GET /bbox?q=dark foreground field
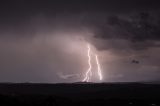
[0,82,160,106]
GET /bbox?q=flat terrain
[0,82,160,106]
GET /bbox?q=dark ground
[0,82,160,106]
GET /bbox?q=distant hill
[0,82,160,106]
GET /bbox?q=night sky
[0,0,160,83]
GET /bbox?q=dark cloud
[95,12,160,40]
[88,11,160,51]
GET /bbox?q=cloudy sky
[0,0,160,83]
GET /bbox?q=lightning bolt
[82,44,103,82]
[82,44,92,82]
[95,55,103,80]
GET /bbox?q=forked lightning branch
[82,44,103,82]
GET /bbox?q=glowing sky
[0,0,160,83]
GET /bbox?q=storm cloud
[0,0,160,82]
